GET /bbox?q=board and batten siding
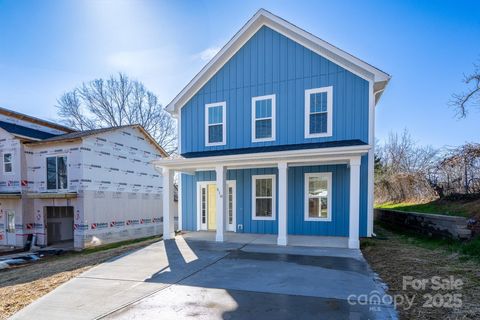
[287,161,368,237]
[180,26,370,154]
[180,161,368,237]
[181,168,279,234]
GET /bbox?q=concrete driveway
[12,236,397,320]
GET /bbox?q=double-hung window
[304,172,332,221]
[252,175,276,220]
[46,156,68,190]
[252,94,275,142]
[3,153,12,173]
[205,102,226,146]
[305,86,333,138]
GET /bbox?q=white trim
[205,101,226,146]
[227,180,236,232]
[215,165,226,242]
[196,180,236,232]
[304,172,332,222]
[162,168,175,240]
[251,94,276,142]
[367,81,375,237]
[154,145,370,170]
[348,156,361,249]
[2,152,13,175]
[197,181,209,231]
[277,162,288,246]
[166,9,390,116]
[251,174,276,221]
[177,173,183,231]
[177,109,182,154]
[304,86,333,138]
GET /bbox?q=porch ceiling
[152,145,370,172]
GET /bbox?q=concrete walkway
[12,236,397,319]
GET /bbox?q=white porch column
[277,162,288,246]
[162,168,175,240]
[349,157,361,249]
[177,173,183,231]
[215,165,227,242]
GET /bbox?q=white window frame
[304,172,332,222]
[3,152,13,174]
[46,155,69,191]
[251,94,276,142]
[252,174,276,221]
[304,86,333,138]
[227,180,236,232]
[205,101,227,146]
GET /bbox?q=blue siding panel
[179,25,371,238]
[181,168,279,234]
[181,163,368,237]
[288,164,347,236]
[180,26,369,155]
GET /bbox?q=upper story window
[3,153,12,173]
[252,174,276,220]
[304,172,332,221]
[252,94,276,142]
[46,156,68,190]
[205,102,226,146]
[304,86,333,138]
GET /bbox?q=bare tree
[375,130,439,203]
[57,73,176,154]
[378,130,438,175]
[451,61,480,118]
[437,143,480,195]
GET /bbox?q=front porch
[154,144,370,249]
[181,231,350,248]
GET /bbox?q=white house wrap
[0,107,174,250]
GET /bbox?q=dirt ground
[362,227,480,319]
[2,231,479,320]
[0,237,161,319]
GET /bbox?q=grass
[361,225,480,319]
[375,221,480,261]
[375,199,476,218]
[82,235,161,254]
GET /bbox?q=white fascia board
[152,145,370,171]
[166,9,390,116]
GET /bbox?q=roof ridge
[165,9,390,115]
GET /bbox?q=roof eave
[153,144,370,170]
[0,107,75,133]
[166,9,391,116]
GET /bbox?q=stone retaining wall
[374,209,472,240]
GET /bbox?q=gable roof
[166,9,391,117]
[0,121,58,140]
[0,107,74,133]
[27,125,169,157]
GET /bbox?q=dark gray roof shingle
[30,125,133,144]
[0,121,58,140]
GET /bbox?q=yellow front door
[207,184,217,230]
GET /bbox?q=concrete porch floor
[181,230,350,248]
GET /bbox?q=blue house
[156,9,390,248]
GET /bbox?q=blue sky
[0,0,479,147]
